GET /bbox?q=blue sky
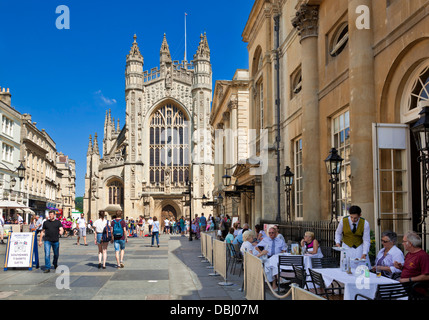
[0,0,254,197]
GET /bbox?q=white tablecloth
[312,268,400,300]
[263,253,313,283]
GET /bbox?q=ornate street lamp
[222,173,232,188]
[411,106,429,250]
[17,162,26,181]
[282,166,294,222]
[324,148,343,223]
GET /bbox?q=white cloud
[94,90,117,105]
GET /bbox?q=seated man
[255,227,287,258]
[394,231,429,288]
[233,223,251,247]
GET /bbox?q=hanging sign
[4,232,37,270]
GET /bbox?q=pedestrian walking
[0,215,5,244]
[179,216,185,237]
[140,216,146,237]
[151,216,160,247]
[76,213,88,246]
[148,217,153,236]
[193,214,200,240]
[38,210,64,273]
[93,210,109,269]
[111,211,127,268]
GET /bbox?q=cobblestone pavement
[0,232,254,300]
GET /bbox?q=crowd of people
[4,204,428,293]
[221,205,429,292]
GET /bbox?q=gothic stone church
[84,34,214,221]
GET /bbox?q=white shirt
[335,216,371,256]
[148,219,153,225]
[240,241,257,255]
[93,219,108,233]
[152,221,160,232]
[77,217,86,229]
[258,237,287,257]
[375,245,404,275]
[164,219,170,226]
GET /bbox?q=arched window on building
[107,180,124,205]
[330,23,349,57]
[149,104,190,185]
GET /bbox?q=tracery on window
[107,180,124,205]
[149,104,190,184]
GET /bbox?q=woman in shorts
[93,211,109,269]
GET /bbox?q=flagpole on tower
[184,12,188,63]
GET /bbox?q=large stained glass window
[149,104,190,184]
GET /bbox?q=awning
[0,200,27,209]
[24,208,35,214]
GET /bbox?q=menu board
[4,232,35,270]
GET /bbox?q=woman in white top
[372,231,404,278]
[240,230,257,256]
[93,211,109,269]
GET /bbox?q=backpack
[102,221,112,242]
[113,219,124,239]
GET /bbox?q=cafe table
[263,253,314,283]
[311,268,400,300]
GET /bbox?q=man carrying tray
[335,205,371,261]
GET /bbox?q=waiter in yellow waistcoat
[335,205,371,261]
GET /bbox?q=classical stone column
[292,4,321,221]
[348,0,376,222]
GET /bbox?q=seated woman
[255,224,267,243]
[224,227,236,257]
[300,231,323,258]
[240,230,257,256]
[373,230,404,278]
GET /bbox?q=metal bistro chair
[292,264,311,290]
[308,268,344,300]
[278,255,304,293]
[355,282,412,300]
[227,243,243,277]
[311,257,339,269]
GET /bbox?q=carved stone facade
[239,0,429,249]
[84,34,214,222]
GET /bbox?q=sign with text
[4,232,35,270]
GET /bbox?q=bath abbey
[83,34,214,221]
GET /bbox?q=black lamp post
[217,194,224,217]
[282,166,294,222]
[324,148,343,223]
[411,106,429,251]
[185,178,193,241]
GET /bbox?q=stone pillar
[292,4,321,221]
[348,0,376,223]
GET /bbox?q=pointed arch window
[149,104,190,184]
[107,180,124,205]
